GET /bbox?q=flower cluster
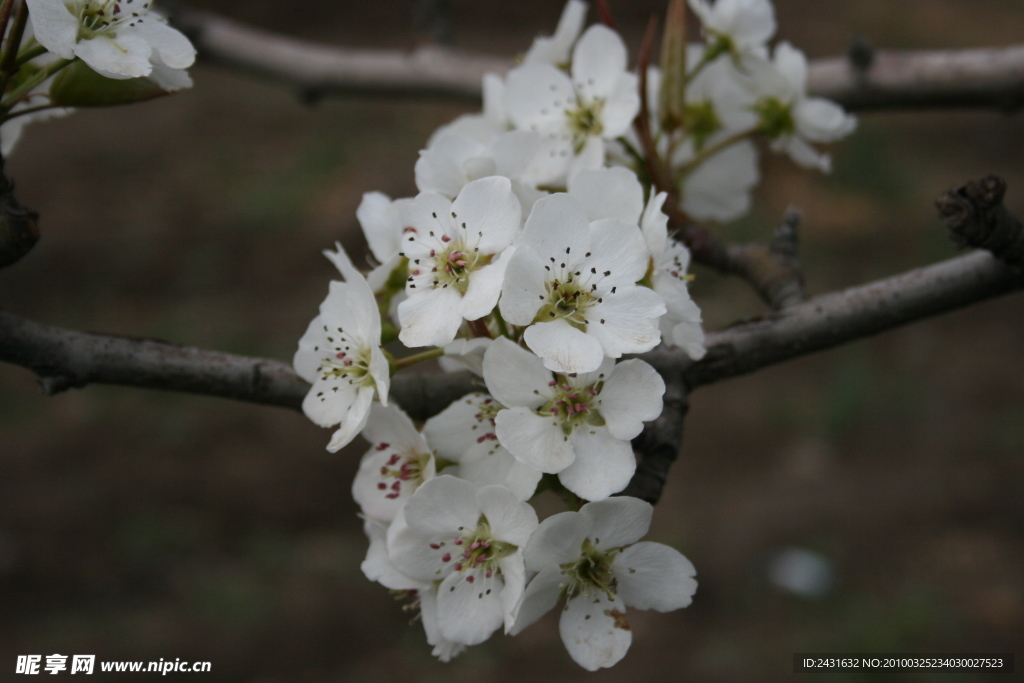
[293,0,855,670]
[1,1,196,156]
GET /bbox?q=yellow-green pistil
[566,100,605,152]
[559,539,619,600]
[412,234,492,295]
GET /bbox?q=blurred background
[1,1,1022,680]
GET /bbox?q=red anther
[335,352,346,359]
[411,269,421,276]
[555,400,566,406]
[466,575,475,583]
[441,235,451,242]
[380,467,389,475]
[588,387,597,395]
[386,454,400,465]
[376,442,391,451]
[454,538,463,545]
[483,398,492,404]
[377,483,386,490]
[391,481,401,491]
[671,270,679,277]
[343,359,353,366]
[430,543,441,549]
[429,249,436,257]
[567,393,580,400]
[442,553,451,562]
[448,251,464,262]
[454,563,463,571]
[463,549,473,559]
[470,541,481,550]
[485,569,493,578]
[385,492,400,499]
[548,380,558,386]
[550,408,559,414]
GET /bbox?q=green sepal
[49,60,168,107]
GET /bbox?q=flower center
[684,100,721,150]
[539,374,606,435]
[754,97,796,138]
[314,324,372,386]
[536,278,597,331]
[566,101,605,152]
[73,0,150,37]
[375,448,432,500]
[429,516,517,581]
[559,539,618,600]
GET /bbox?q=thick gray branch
[686,250,1022,387]
[164,3,1024,112]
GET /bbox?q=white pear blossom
[397,176,521,348]
[353,192,416,293]
[747,42,857,172]
[676,136,760,221]
[437,337,492,375]
[428,73,509,147]
[503,25,639,186]
[27,0,195,80]
[566,168,705,357]
[523,0,588,67]
[499,193,665,374]
[688,0,776,66]
[294,246,390,453]
[423,392,542,501]
[353,402,436,522]
[483,338,663,501]
[511,497,697,671]
[387,476,538,646]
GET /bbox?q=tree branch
[163,3,1024,112]
[3,250,1019,414]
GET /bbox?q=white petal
[400,475,481,537]
[580,496,652,550]
[613,542,698,611]
[774,41,808,92]
[794,98,856,143]
[482,337,552,409]
[640,192,670,255]
[567,168,645,223]
[400,192,457,242]
[524,319,606,374]
[558,428,635,500]
[521,193,592,264]
[497,246,548,325]
[508,564,563,635]
[326,386,374,452]
[495,407,576,474]
[439,338,492,376]
[301,374,357,428]
[415,134,485,197]
[504,63,576,130]
[419,587,467,662]
[597,73,641,138]
[397,286,464,348]
[585,287,665,358]
[489,130,543,179]
[597,360,665,441]
[293,315,328,383]
[360,516,421,590]
[457,443,542,502]
[74,33,153,79]
[368,346,391,406]
[147,61,192,92]
[133,18,196,69]
[361,402,425,453]
[523,0,587,65]
[423,392,495,460]
[460,249,511,321]
[26,0,78,59]
[680,138,759,222]
[781,135,831,172]
[523,510,592,571]
[585,219,651,287]
[571,25,628,102]
[437,568,504,646]
[352,441,434,522]
[497,554,527,632]
[477,485,538,548]
[559,591,632,671]
[356,192,402,263]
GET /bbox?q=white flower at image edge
[387,476,538,646]
[511,497,697,671]
[27,0,195,79]
[398,176,521,348]
[294,247,390,453]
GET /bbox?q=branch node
[38,374,82,396]
[0,163,40,269]
[936,175,1024,267]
